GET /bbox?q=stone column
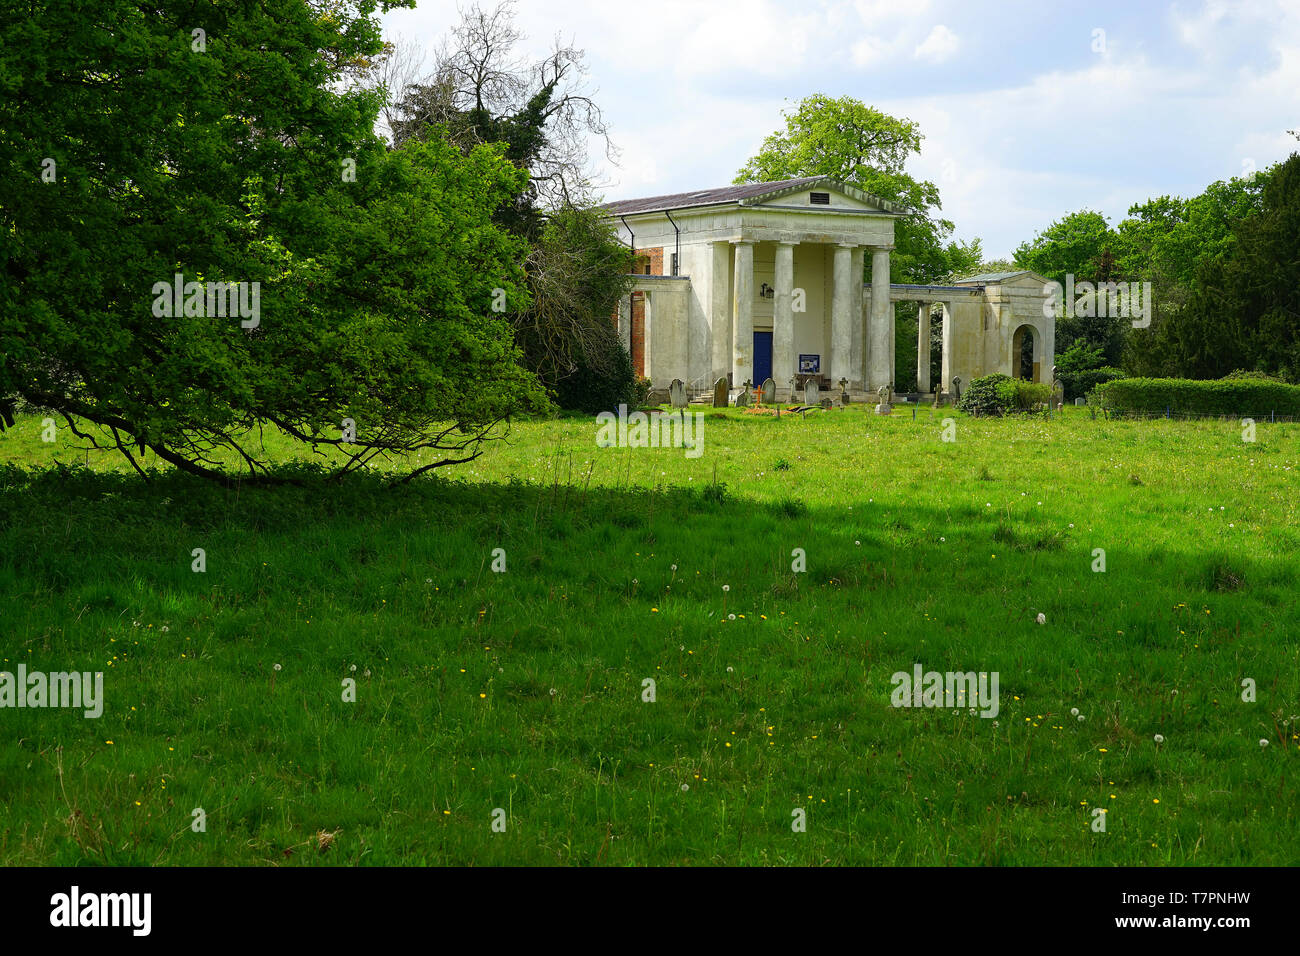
[849,245,865,389]
[773,241,796,400]
[642,291,653,383]
[710,242,732,383]
[731,239,755,388]
[868,245,893,393]
[617,295,632,355]
[831,243,855,387]
[917,303,931,393]
[941,301,954,395]
[1041,316,1055,386]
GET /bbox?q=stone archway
[1011,324,1038,381]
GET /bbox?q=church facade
[601,175,1055,402]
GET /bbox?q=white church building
[601,175,1055,402]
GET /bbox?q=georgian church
[601,175,1055,402]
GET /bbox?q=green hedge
[1093,377,1300,416]
[1061,366,1124,402]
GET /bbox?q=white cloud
[914,24,959,62]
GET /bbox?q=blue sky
[382,0,1300,258]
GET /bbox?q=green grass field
[1,405,1296,865]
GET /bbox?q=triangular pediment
[740,177,908,216]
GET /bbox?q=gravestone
[874,383,892,416]
[647,387,670,405]
[1075,397,1085,406]
[760,377,776,404]
[735,389,750,408]
[951,377,962,402]
[713,377,728,408]
[669,378,687,409]
[803,381,819,407]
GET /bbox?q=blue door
[752,331,773,387]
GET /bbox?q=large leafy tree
[380,1,635,408]
[1150,153,1300,380]
[383,0,612,240]
[0,0,545,483]
[1013,210,1127,365]
[734,94,974,284]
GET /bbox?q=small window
[809,192,831,205]
[644,263,651,275]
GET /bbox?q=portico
[605,176,903,401]
[603,176,1055,402]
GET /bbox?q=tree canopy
[0,0,546,483]
[734,94,980,284]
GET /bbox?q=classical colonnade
[721,238,897,394]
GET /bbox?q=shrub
[957,374,1051,416]
[1223,369,1282,381]
[1092,376,1300,417]
[956,373,1012,416]
[551,328,639,414]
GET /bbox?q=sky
[380,0,1300,259]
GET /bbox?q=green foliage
[1093,376,1300,416]
[957,373,1050,415]
[1140,154,1300,382]
[1000,378,1053,411]
[551,324,638,414]
[956,374,1012,416]
[733,94,963,285]
[1055,342,1124,400]
[1014,210,1117,289]
[513,205,635,391]
[0,0,547,483]
[1065,367,1125,402]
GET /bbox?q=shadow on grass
[0,461,1288,608]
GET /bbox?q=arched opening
[1012,324,1038,381]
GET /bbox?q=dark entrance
[752,331,773,387]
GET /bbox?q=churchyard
[1,404,1295,865]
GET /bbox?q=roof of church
[954,270,1034,283]
[599,175,907,216]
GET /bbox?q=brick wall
[631,294,645,377]
[608,247,663,378]
[633,247,663,276]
